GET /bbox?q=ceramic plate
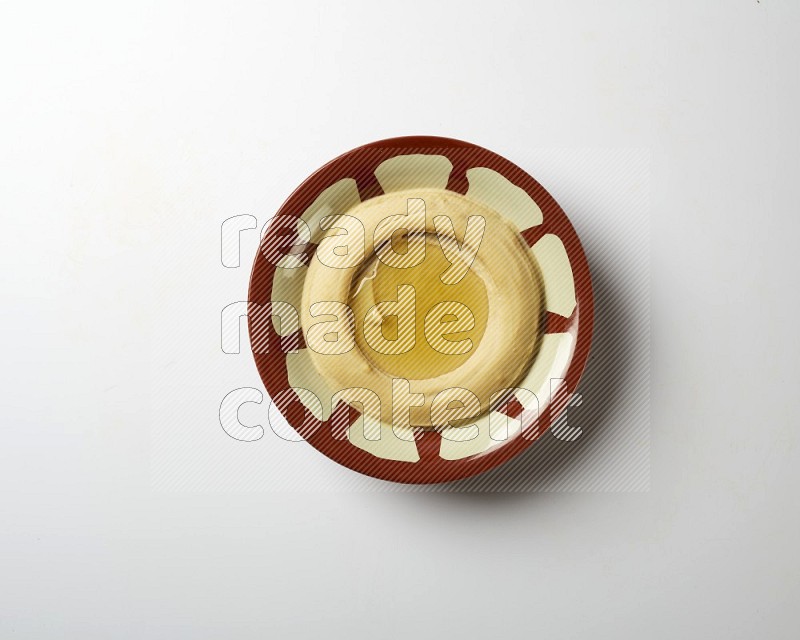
[248,136,593,484]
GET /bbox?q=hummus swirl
[300,188,543,429]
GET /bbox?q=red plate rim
[248,135,594,484]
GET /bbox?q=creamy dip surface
[299,188,544,429]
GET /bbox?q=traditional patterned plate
[248,136,593,484]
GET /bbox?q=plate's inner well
[266,154,578,464]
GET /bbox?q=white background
[1,1,798,638]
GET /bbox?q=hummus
[300,188,544,429]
